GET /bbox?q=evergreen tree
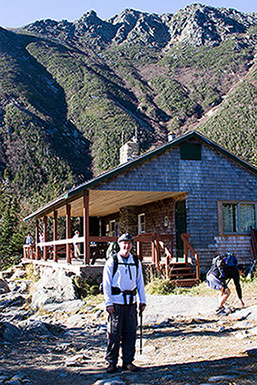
[0,183,26,269]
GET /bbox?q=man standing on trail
[103,233,146,374]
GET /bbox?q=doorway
[175,200,187,261]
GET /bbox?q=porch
[24,188,200,286]
[23,232,200,287]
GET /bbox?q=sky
[0,0,256,28]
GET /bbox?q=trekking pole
[110,313,113,344]
[139,305,143,355]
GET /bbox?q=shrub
[145,278,175,295]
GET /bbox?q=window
[222,203,238,233]
[221,202,256,234]
[109,220,116,236]
[240,204,256,232]
[180,143,201,160]
[115,221,120,236]
[138,213,145,234]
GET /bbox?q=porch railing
[181,233,200,281]
[23,244,36,260]
[23,233,199,281]
[134,233,173,279]
[23,236,118,265]
[23,233,173,268]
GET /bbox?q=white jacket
[103,252,146,307]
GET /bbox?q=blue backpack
[223,253,238,268]
[212,252,237,278]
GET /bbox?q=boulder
[0,294,26,309]
[9,280,29,293]
[245,348,257,358]
[11,269,27,280]
[0,321,21,342]
[1,309,30,323]
[31,268,78,309]
[0,278,10,294]
[18,319,53,337]
[42,299,85,313]
[0,267,13,279]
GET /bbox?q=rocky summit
[20,5,257,49]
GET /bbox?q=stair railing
[135,233,172,279]
[181,233,200,281]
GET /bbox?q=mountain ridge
[0,3,257,266]
[17,4,257,49]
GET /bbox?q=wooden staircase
[169,262,198,287]
[157,233,200,287]
[136,232,200,287]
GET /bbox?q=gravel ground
[144,294,218,324]
[1,292,257,385]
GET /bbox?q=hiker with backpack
[103,233,146,374]
[206,252,245,315]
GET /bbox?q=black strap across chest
[112,253,139,279]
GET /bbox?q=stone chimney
[168,131,175,142]
[120,136,139,164]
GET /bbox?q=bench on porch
[90,242,109,265]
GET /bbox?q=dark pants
[106,303,138,365]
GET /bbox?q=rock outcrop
[0,278,10,294]
[20,4,257,49]
[31,268,79,309]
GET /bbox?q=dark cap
[118,233,134,243]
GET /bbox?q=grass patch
[145,278,175,295]
[25,264,40,283]
[145,275,257,300]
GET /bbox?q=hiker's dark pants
[106,303,138,365]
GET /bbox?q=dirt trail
[1,293,257,385]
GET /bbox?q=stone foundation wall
[138,198,175,258]
[119,206,138,235]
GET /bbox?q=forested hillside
[0,3,257,267]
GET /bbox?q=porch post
[151,241,156,265]
[35,219,39,260]
[165,255,170,279]
[66,203,71,264]
[83,191,90,265]
[43,216,47,261]
[53,210,58,262]
[155,239,160,271]
[137,241,143,260]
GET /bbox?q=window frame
[218,200,257,235]
[109,220,116,237]
[138,213,146,234]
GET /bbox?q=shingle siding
[94,138,257,268]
